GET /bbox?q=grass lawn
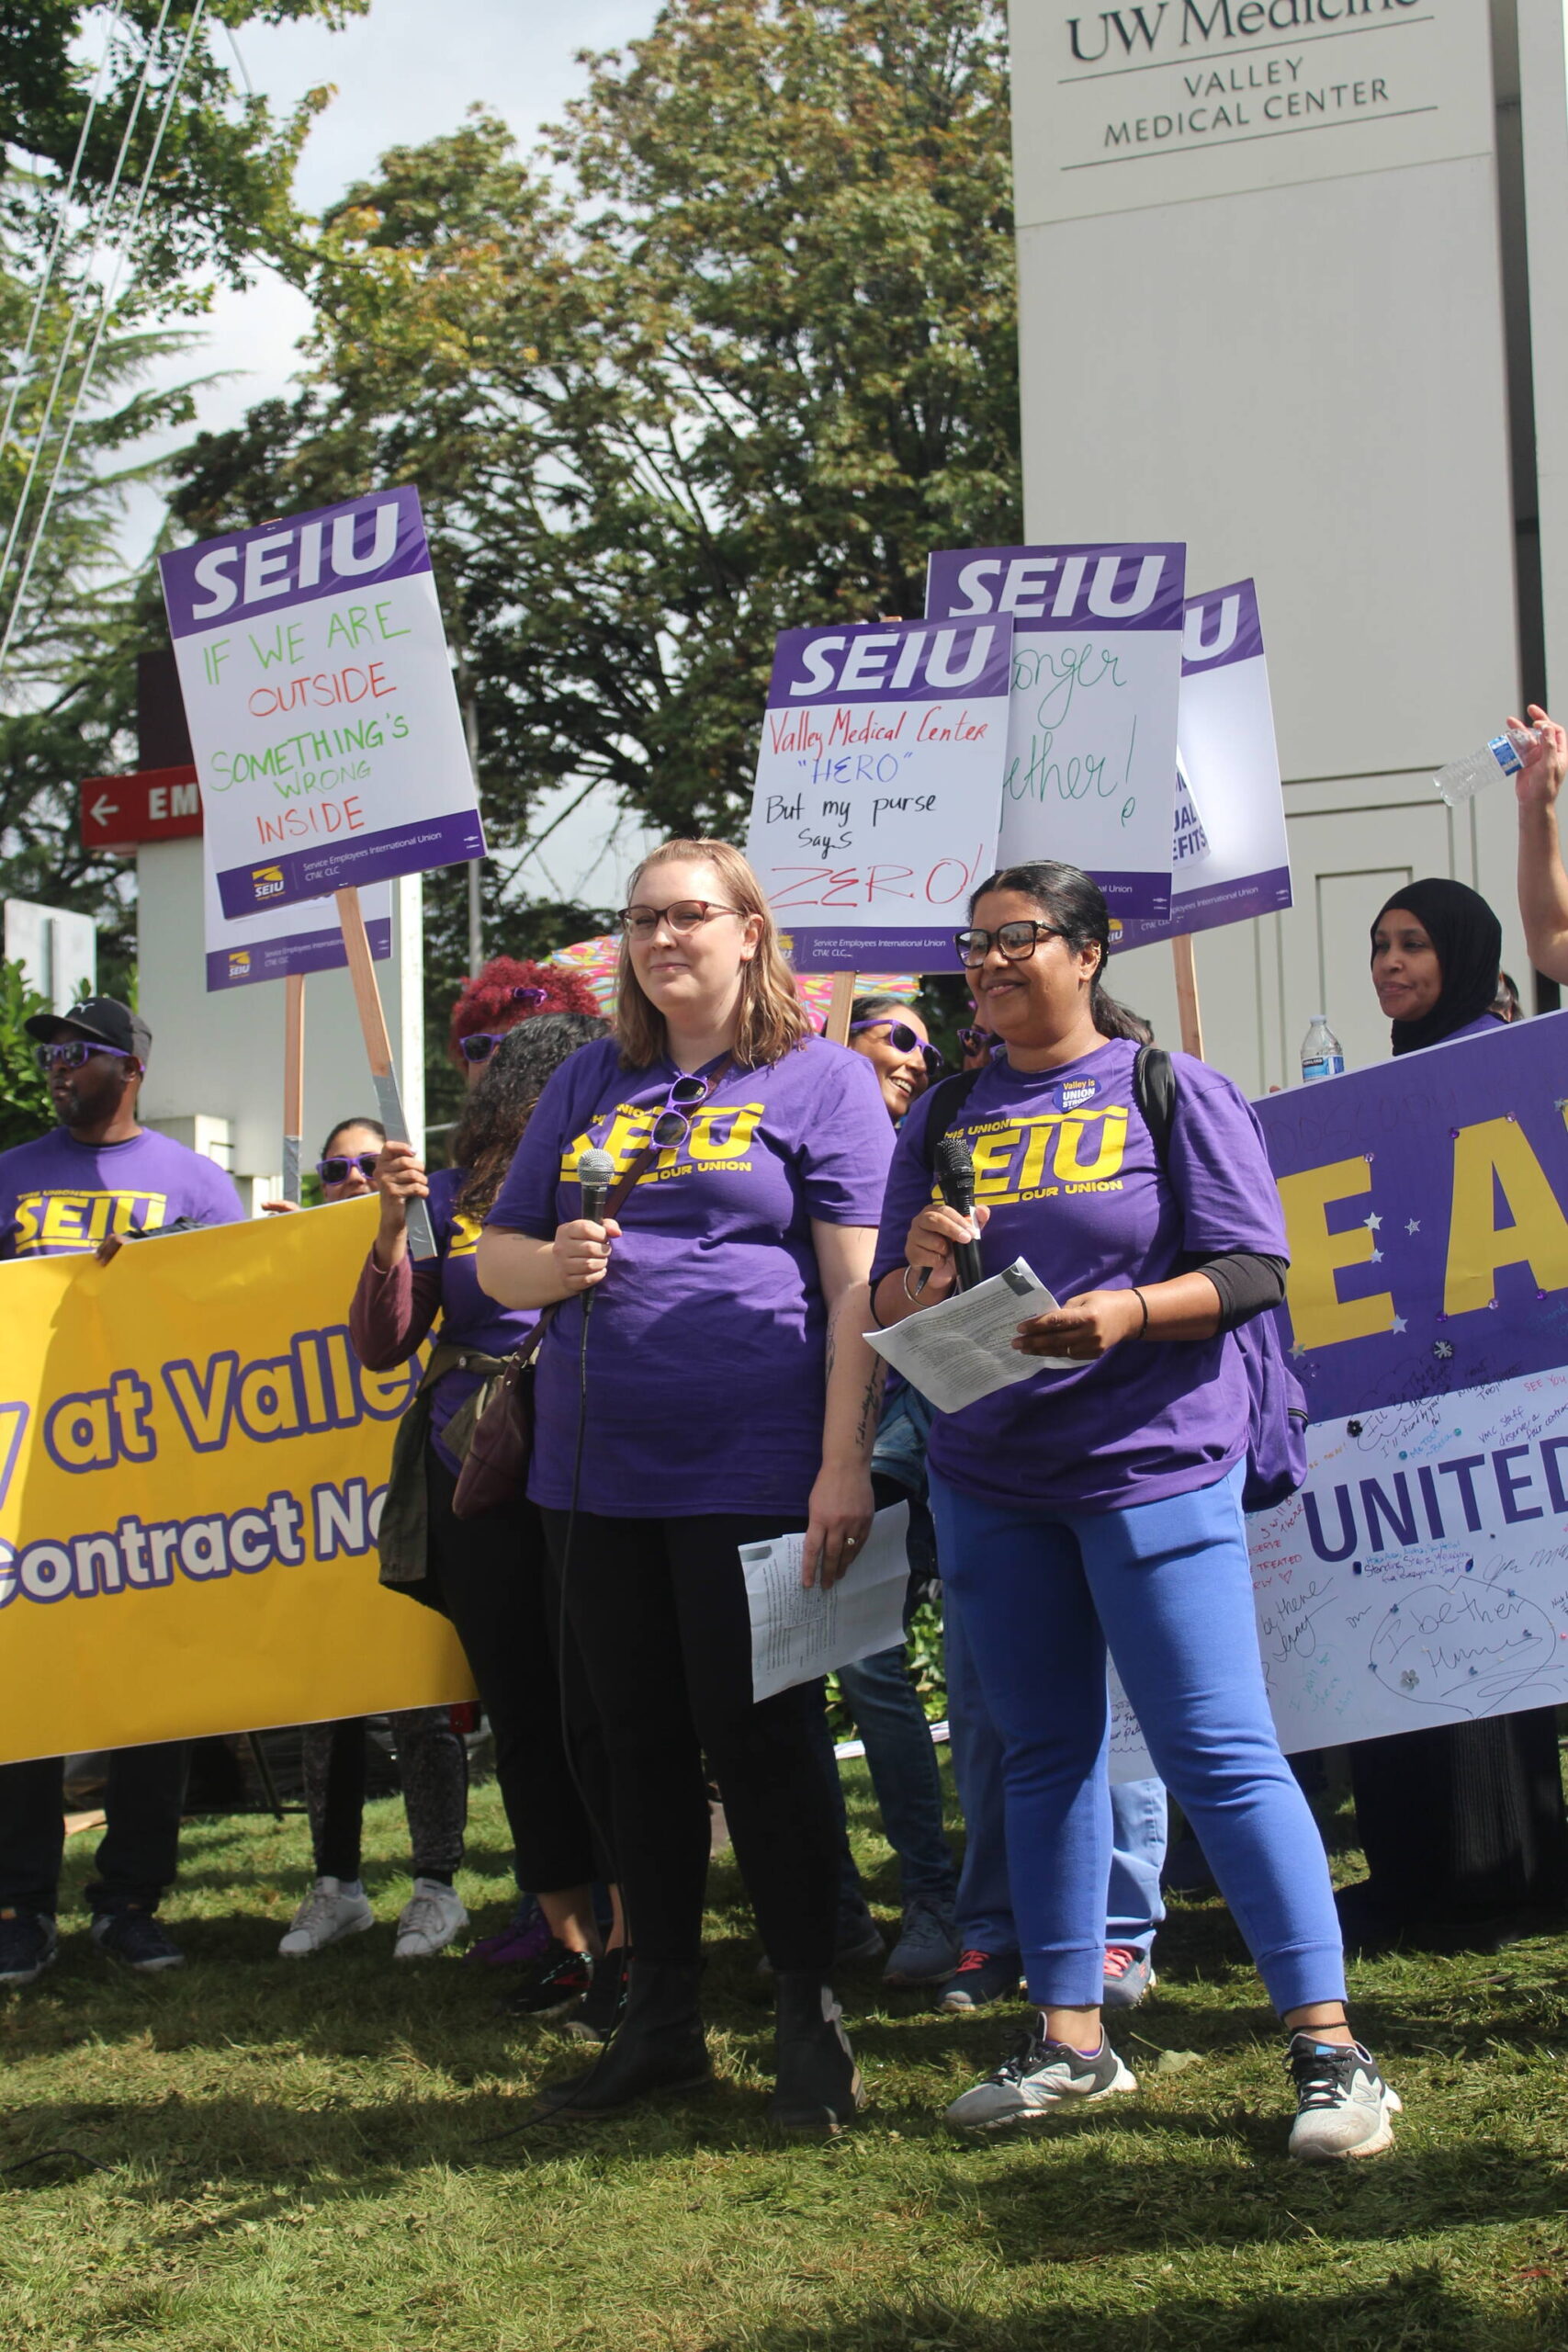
[4,1760,1568,2350]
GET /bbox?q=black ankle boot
[768,1973,864,2134]
[534,1958,711,2118]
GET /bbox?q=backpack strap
[917,1067,987,1172]
[1132,1043,1177,1169]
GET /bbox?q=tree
[170,0,1021,865]
[2,2,369,291]
[0,243,208,989]
[0,955,52,1150]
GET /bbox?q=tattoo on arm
[853,1363,886,1455]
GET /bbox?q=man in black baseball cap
[0,996,243,1986]
[24,995,152,1058]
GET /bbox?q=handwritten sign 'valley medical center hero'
[160,488,485,921]
[745,616,1013,970]
[1010,0,1495,228]
[927,542,1184,940]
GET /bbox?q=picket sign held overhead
[745,616,1013,975]
[202,847,392,995]
[160,488,482,1240]
[159,488,484,919]
[1138,579,1293,949]
[925,543,1185,944]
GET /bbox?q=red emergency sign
[80,766,203,852]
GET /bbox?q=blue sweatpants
[944,1583,1167,1956]
[930,1462,1345,2016]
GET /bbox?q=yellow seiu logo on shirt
[933,1108,1130,1210]
[558,1101,767,1190]
[12,1189,171,1255]
[447,1209,482,1261]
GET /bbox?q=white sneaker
[277,1876,375,1958]
[393,1877,468,1961]
[1286,2034,1402,2161]
[945,2018,1138,2135]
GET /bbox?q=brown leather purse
[450,1142,658,1519]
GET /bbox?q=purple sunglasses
[457,986,550,1064]
[849,1017,943,1076]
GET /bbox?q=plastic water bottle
[1301,1015,1344,1085]
[1432,725,1538,808]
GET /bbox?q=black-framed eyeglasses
[649,1069,717,1149]
[318,1152,381,1185]
[849,1017,943,1076]
[34,1038,136,1072]
[953,921,1066,968]
[618,900,742,938]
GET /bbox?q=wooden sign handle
[282,973,305,1205]
[824,970,857,1046]
[1172,933,1204,1060]
[334,887,437,1260]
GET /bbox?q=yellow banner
[0,1196,472,1765]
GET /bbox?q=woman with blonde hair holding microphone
[478,839,893,2132]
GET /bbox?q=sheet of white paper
[863,1259,1075,1413]
[743,1503,911,1704]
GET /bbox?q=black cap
[24,996,152,1063]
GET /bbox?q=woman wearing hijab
[1337,878,1568,1952]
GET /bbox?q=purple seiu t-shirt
[871,1037,1287,1513]
[487,1035,894,1516]
[0,1125,244,1259]
[425,1165,538,1471]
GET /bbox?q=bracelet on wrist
[1131,1285,1149,1339]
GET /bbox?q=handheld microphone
[577,1146,615,1227]
[933,1136,984,1291]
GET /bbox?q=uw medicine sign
[1013,0,1494,219]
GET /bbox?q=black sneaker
[945,2020,1137,2135]
[498,1938,593,2019]
[1286,2034,1402,2161]
[0,1907,57,1987]
[938,1947,1021,2012]
[565,1945,628,2042]
[90,1907,185,1973]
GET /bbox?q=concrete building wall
[1008,0,1536,1085]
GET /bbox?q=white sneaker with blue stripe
[1286,2034,1401,2161]
[945,2017,1137,2135]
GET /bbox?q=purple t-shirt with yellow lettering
[871,1037,1286,1513]
[0,1125,243,1259]
[488,1035,893,1515]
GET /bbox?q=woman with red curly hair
[447,958,603,1084]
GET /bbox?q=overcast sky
[156,0,662,908]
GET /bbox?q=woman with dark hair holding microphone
[478,838,893,2132]
[871,860,1402,2161]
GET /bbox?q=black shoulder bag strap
[1131,1043,1177,1167]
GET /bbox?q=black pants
[424,1449,602,1894]
[541,1508,839,1971]
[0,1742,189,1917]
[1351,1708,1568,1925]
